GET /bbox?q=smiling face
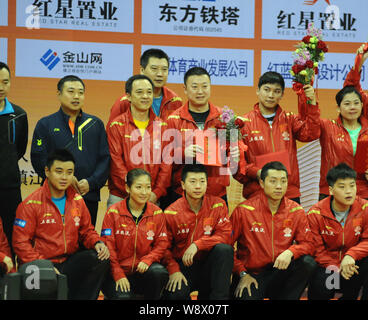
[58,81,85,114]
[257,83,283,114]
[126,174,152,207]
[128,78,153,113]
[184,74,211,111]
[338,92,363,124]
[45,160,74,196]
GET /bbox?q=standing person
[307,163,368,300]
[0,62,28,247]
[165,67,238,209]
[108,48,182,126]
[344,43,368,117]
[31,75,110,226]
[233,71,320,203]
[230,161,316,300]
[101,169,169,300]
[106,74,171,208]
[306,83,368,199]
[163,164,233,300]
[13,149,110,300]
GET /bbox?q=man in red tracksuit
[163,164,233,300]
[108,48,182,127]
[106,74,171,208]
[231,161,316,300]
[307,163,368,300]
[13,149,110,300]
[164,67,237,209]
[234,71,321,203]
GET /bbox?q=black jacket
[31,108,110,202]
[0,102,28,189]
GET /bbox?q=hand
[184,144,204,158]
[2,256,13,273]
[235,274,258,298]
[149,192,158,204]
[357,43,368,71]
[165,272,188,292]
[116,277,130,292]
[137,261,149,273]
[72,176,81,194]
[78,179,90,196]
[95,242,110,260]
[303,84,317,105]
[340,255,359,280]
[273,249,293,270]
[182,243,198,267]
[54,267,61,275]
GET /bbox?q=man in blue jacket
[31,75,110,226]
[0,62,28,248]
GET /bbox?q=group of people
[0,43,368,300]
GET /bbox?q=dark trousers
[231,255,317,300]
[308,257,368,300]
[102,263,168,300]
[163,243,234,300]
[53,249,109,300]
[0,187,22,251]
[84,200,98,227]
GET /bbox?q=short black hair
[260,161,288,181]
[258,71,285,92]
[140,48,170,69]
[181,164,208,182]
[0,62,11,77]
[335,85,362,107]
[57,75,85,92]
[126,168,151,188]
[326,163,357,187]
[125,74,154,95]
[46,149,75,169]
[184,67,210,85]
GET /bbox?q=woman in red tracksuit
[0,217,14,277]
[101,168,169,300]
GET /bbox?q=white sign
[142,45,254,86]
[16,0,134,33]
[262,50,368,90]
[0,38,7,63]
[15,39,133,81]
[262,0,368,43]
[141,0,255,39]
[0,1,8,26]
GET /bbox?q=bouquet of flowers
[214,106,248,172]
[290,22,328,103]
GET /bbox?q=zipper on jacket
[271,213,275,262]
[270,127,276,153]
[131,224,139,273]
[190,214,199,244]
[339,225,345,262]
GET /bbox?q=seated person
[101,168,169,300]
[307,163,368,300]
[231,161,316,300]
[163,164,233,300]
[12,149,110,300]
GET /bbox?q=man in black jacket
[31,75,110,226]
[0,62,28,247]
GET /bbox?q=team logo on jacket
[283,219,292,237]
[282,131,290,141]
[353,218,362,236]
[321,225,334,236]
[146,222,156,240]
[250,221,265,233]
[177,223,190,235]
[203,217,213,235]
[71,207,81,227]
[40,213,56,225]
